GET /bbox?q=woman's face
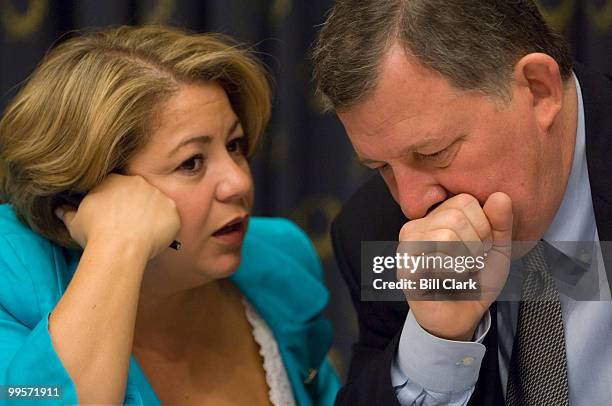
[126,82,254,285]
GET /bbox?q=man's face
[338,46,566,242]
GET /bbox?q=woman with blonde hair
[0,25,338,405]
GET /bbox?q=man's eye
[418,149,447,161]
[227,136,248,155]
[178,154,204,172]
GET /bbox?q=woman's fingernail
[54,207,65,221]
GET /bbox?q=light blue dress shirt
[391,75,612,405]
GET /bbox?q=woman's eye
[178,154,204,172]
[227,137,248,155]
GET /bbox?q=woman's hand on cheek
[55,174,181,261]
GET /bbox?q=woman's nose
[215,158,252,203]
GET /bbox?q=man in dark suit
[312,0,612,405]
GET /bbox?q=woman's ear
[512,53,565,133]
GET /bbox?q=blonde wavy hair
[0,25,271,248]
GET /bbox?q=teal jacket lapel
[232,217,333,405]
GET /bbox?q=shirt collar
[543,74,597,264]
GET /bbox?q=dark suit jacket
[331,65,612,406]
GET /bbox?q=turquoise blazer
[0,204,339,405]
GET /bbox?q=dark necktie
[506,242,570,406]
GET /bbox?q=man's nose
[391,165,447,220]
[215,158,252,203]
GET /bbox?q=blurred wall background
[1,0,611,382]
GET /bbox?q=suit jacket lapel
[471,67,612,405]
[469,302,504,405]
[575,65,612,295]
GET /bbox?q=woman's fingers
[55,205,76,227]
[55,175,181,258]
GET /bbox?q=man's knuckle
[445,209,466,227]
[455,193,478,207]
[439,229,457,241]
[168,198,177,211]
[400,221,416,237]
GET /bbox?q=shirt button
[457,356,475,366]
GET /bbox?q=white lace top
[242,298,296,406]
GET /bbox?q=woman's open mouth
[212,216,248,245]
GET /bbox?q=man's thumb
[483,192,513,244]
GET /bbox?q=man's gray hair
[312,0,573,111]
